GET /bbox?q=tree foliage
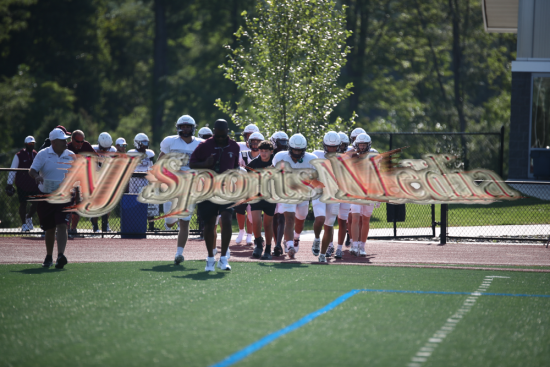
[0,0,517,174]
[216,0,355,140]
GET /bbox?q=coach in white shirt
[29,128,75,269]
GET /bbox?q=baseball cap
[55,125,71,135]
[24,136,36,143]
[49,128,71,141]
[116,137,127,145]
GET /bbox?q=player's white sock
[238,229,245,235]
[294,231,301,239]
[176,247,184,256]
[246,233,253,243]
[286,240,294,250]
[337,244,343,251]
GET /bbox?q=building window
[530,73,550,178]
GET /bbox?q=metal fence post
[440,204,448,245]
[499,125,505,178]
[431,204,436,237]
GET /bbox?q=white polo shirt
[160,135,203,171]
[30,146,75,193]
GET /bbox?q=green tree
[216,0,355,144]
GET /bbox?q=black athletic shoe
[55,254,68,269]
[252,237,264,259]
[42,255,53,268]
[261,249,272,260]
[273,245,283,257]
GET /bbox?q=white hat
[116,137,127,145]
[24,136,36,143]
[49,128,70,141]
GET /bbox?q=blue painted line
[359,289,550,298]
[209,289,361,367]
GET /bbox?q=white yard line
[406,276,510,367]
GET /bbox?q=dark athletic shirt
[246,155,273,172]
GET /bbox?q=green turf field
[1,262,549,367]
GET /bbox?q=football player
[311,131,341,263]
[272,133,317,259]
[198,127,213,140]
[270,131,290,252]
[91,132,117,233]
[235,125,260,246]
[349,133,378,257]
[127,133,157,231]
[158,115,203,265]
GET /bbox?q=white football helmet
[353,133,372,154]
[350,127,366,143]
[242,124,260,142]
[323,131,341,154]
[338,132,350,153]
[248,132,265,151]
[198,127,213,139]
[134,133,150,150]
[98,132,113,150]
[176,115,196,137]
[270,131,289,151]
[289,133,308,160]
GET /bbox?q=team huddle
[157,115,380,272]
[22,115,379,272]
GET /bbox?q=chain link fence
[2,162,549,244]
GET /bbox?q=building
[483,0,550,181]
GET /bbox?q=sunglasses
[74,139,84,144]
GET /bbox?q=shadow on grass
[257,262,309,269]
[11,267,66,274]
[140,264,196,273]
[173,272,228,280]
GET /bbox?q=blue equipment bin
[121,194,147,239]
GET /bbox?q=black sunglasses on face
[74,139,84,144]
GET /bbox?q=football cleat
[318,254,328,263]
[235,231,244,245]
[55,254,68,269]
[311,238,320,256]
[217,256,231,271]
[252,237,264,259]
[174,254,184,265]
[287,246,296,259]
[335,249,343,259]
[326,245,334,258]
[42,255,53,268]
[205,257,216,272]
[261,249,272,260]
[273,245,283,257]
[358,242,367,257]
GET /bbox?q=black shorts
[197,200,234,222]
[250,200,276,216]
[234,203,248,215]
[17,189,40,204]
[37,201,72,231]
